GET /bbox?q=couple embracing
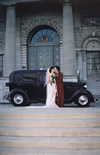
[45,66,64,108]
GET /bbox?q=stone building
[0,0,100,102]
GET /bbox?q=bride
[25,67,58,108]
[45,67,58,108]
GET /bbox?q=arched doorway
[28,26,60,70]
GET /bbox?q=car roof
[11,70,46,74]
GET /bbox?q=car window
[13,73,21,81]
[39,73,46,82]
[22,73,37,82]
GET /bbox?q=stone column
[3,6,16,77]
[82,51,87,81]
[16,17,22,70]
[63,0,77,81]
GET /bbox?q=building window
[0,55,3,77]
[0,21,5,30]
[83,17,100,26]
[30,29,59,43]
[87,51,100,76]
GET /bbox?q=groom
[54,66,64,107]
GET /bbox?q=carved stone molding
[21,19,63,44]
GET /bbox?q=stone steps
[0,113,100,120]
[0,148,100,155]
[0,107,100,154]
[0,136,100,149]
[0,118,100,128]
[0,127,100,137]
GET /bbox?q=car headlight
[84,84,87,88]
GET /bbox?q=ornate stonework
[21,19,63,44]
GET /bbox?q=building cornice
[0,0,61,5]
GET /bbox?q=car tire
[75,94,90,107]
[11,93,28,106]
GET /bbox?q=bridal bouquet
[50,72,56,85]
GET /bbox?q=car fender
[5,88,29,102]
[67,89,94,103]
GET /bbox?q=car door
[22,72,39,100]
[36,72,46,102]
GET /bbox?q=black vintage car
[5,70,95,107]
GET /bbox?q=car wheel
[75,94,90,107]
[11,93,27,106]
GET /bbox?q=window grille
[87,51,100,76]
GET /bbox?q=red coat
[56,72,64,107]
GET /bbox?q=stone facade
[0,0,100,102]
[73,0,100,95]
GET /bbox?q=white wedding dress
[25,81,58,109]
[46,82,58,108]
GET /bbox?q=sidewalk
[0,101,100,115]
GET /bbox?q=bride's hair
[49,66,54,73]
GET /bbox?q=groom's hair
[55,66,60,71]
